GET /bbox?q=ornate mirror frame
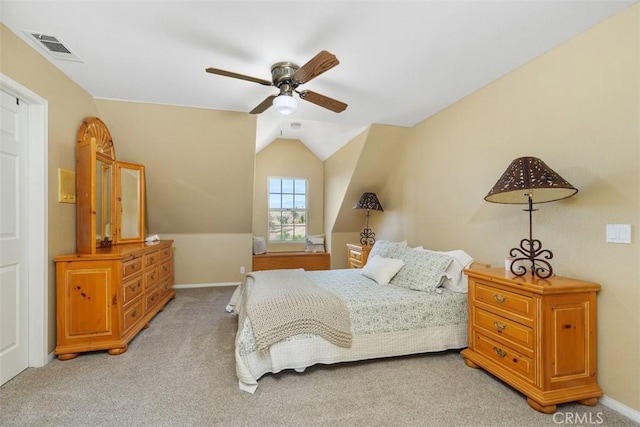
[76,117,145,254]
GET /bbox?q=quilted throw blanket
[245,269,352,351]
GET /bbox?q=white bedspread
[231,268,468,393]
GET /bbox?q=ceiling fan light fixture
[272,94,298,116]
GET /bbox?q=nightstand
[346,243,372,268]
[461,268,602,414]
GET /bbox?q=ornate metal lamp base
[359,229,376,246]
[509,238,554,279]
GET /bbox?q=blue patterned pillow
[389,248,453,292]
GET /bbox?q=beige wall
[323,124,409,267]
[253,138,324,253]
[0,24,100,351]
[378,7,639,410]
[323,127,368,265]
[95,100,256,284]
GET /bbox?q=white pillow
[305,234,325,253]
[440,249,474,293]
[360,255,405,285]
[252,236,267,255]
[412,247,474,292]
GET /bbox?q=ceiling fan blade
[205,68,273,86]
[292,50,339,84]
[298,90,347,113]
[249,95,277,114]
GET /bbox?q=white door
[0,89,29,384]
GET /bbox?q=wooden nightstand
[461,268,602,414]
[346,243,372,268]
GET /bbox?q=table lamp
[485,157,578,278]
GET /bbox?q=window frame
[267,176,308,243]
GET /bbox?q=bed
[227,240,481,393]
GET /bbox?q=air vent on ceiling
[25,31,83,62]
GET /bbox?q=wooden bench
[252,251,330,271]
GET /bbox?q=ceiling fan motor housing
[271,62,300,91]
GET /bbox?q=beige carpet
[0,287,636,427]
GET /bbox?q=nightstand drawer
[473,307,534,355]
[473,332,534,383]
[348,248,363,262]
[474,282,534,322]
[346,243,371,269]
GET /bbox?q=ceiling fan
[205,50,347,116]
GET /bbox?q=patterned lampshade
[353,192,384,211]
[485,157,578,204]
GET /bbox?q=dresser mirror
[95,159,113,242]
[76,117,146,254]
[116,161,145,243]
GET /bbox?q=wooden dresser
[346,243,372,268]
[461,268,602,414]
[54,240,175,360]
[252,251,330,271]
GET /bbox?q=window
[268,177,307,242]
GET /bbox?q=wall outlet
[240,266,245,274]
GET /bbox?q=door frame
[0,73,48,367]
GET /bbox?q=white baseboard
[600,395,640,423]
[173,282,240,289]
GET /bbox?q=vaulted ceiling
[1,1,635,159]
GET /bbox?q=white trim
[600,395,640,424]
[0,73,49,368]
[173,282,240,289]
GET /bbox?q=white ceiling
[1,0,635,160]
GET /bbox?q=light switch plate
[58,168,76,203]
[606,224,631,244]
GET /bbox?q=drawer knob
[493,346,507,358]
[493,293,506,303]
[493,321,507,332]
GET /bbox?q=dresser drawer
[145,266,160,287]
[159,277,173,295]
[159,245,172,261]
[473,307,534,355]
[145,286,160,310]
[145,250,160,267]
[123,275,143,305]
[122,257,143,279]
[123,299,144,333]
[474,282,534,323]
[473,332,534,384]
[160,259,172,279]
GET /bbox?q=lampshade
[353,192,384,211]
[272,94,298,116]
[485,156,578,204]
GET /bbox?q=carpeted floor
[0,287,637,427]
